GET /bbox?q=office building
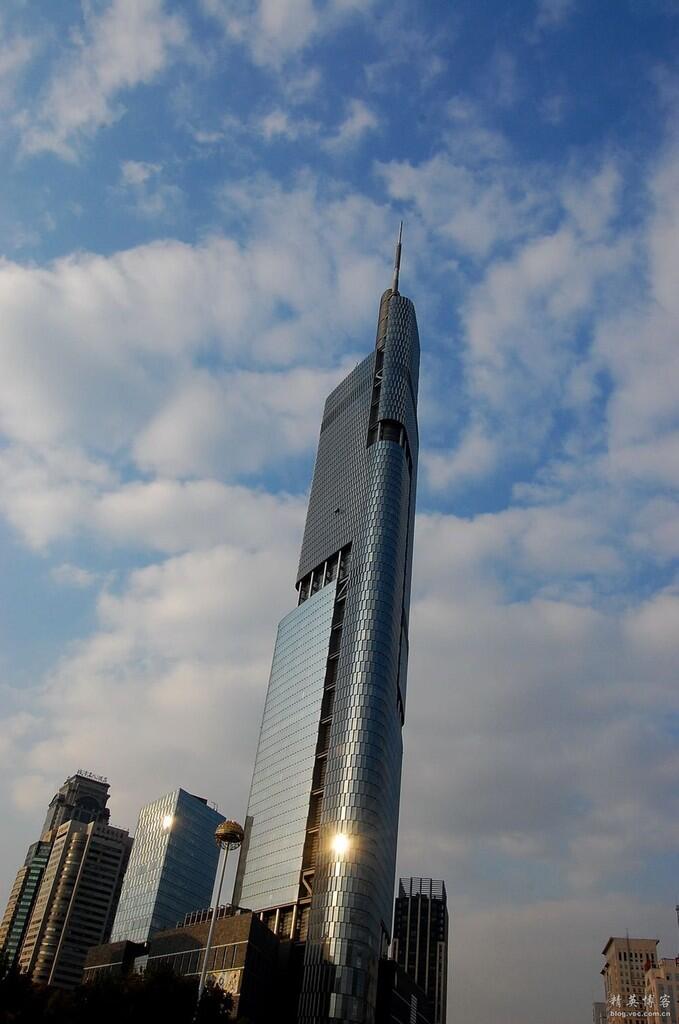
[18,818,132,988]
[110,788,224,944]
[0,840,52,967]
[645,958,679,1024]
[0,770,112,967]
[392,878,448,1024]
[601,937,659,1023]
[593,1000,607,1024]
[40,769,111,834]
[376,959,434,1024]
[233,228,420,1022]
[85,910,279,1021]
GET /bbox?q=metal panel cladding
[238,580,338,913]
[298,290,420,1024]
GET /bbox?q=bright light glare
[161,814,174,831]
[331,833,350,856]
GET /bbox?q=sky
[0,0,678,1020]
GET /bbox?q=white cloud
[323,98,379,152]
[50,563,99,588]
[117,160,183,218]
[0,179,392,458]
[120,159,161,186]
[257,108,319,140]
[133,365,351,478]
[424,425,498,490]
[378,152,549,258]
[201,0,374,68]
[534,0,577,31]
[0,24,36,109]
[19,0,186,158]
[0,539,299,857]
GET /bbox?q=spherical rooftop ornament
[215,820,244,847]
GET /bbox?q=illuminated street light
[161,814,174,831]
[196,819,244,1009]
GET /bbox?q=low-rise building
[645,957,679,1024]
[85,909,279,1021]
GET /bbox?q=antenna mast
[391,221,403,294]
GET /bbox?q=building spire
[391,221,403,295]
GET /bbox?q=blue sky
[1,1,679,1020]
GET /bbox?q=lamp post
[196,819,244,1008]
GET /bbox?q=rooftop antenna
[391,221,403,295]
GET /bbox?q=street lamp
[196,819,244,1007]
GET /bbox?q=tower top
[391,221,403,295]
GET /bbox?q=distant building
[593,999,607,1023]
[0,840,52,967]
[85,910,279,1021]
[376,959,435,1024]
[40,769,111,835]
[0,770,112,967]
[18,819,132,988]
[601,937,659,1023]
[645,957,679,1024]
[110,788,224,944]
[392,878,449,1024]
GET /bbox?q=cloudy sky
[1,0,678,1019]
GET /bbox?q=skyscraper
[110,788,225,944]
[40,769,111,834]
[18,818,132,988]
[0,770,112,967]
[392,878,449,1024]
[233,228,420,1022]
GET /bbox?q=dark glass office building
[110,788,225,944]
[392,878,449,1024]
[234,233,420,1022]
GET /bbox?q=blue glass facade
[238,579,338,913]
[110,789,224,944]
[235,276,419,1024]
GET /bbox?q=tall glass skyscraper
[110,788,225,943]
[234,231,420,1023]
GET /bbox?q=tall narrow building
[233,228,420,1023]
[18,819,132,988]
[110,788,225,944]
[392,878,449,1024]
[0,770,112,967]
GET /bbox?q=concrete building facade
[18,819,131,988]
[601,937,660,1024]
[0,770,112,968]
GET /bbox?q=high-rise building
[18,819,132,988]
[40,769,111,835]
[233,228,420,1022]
[593,1001,607,1024]
[0,840,52,966]
[601,937,660,1023]
[110,788,225,944]
[392,878,448,1024]
[0,770,112,967]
